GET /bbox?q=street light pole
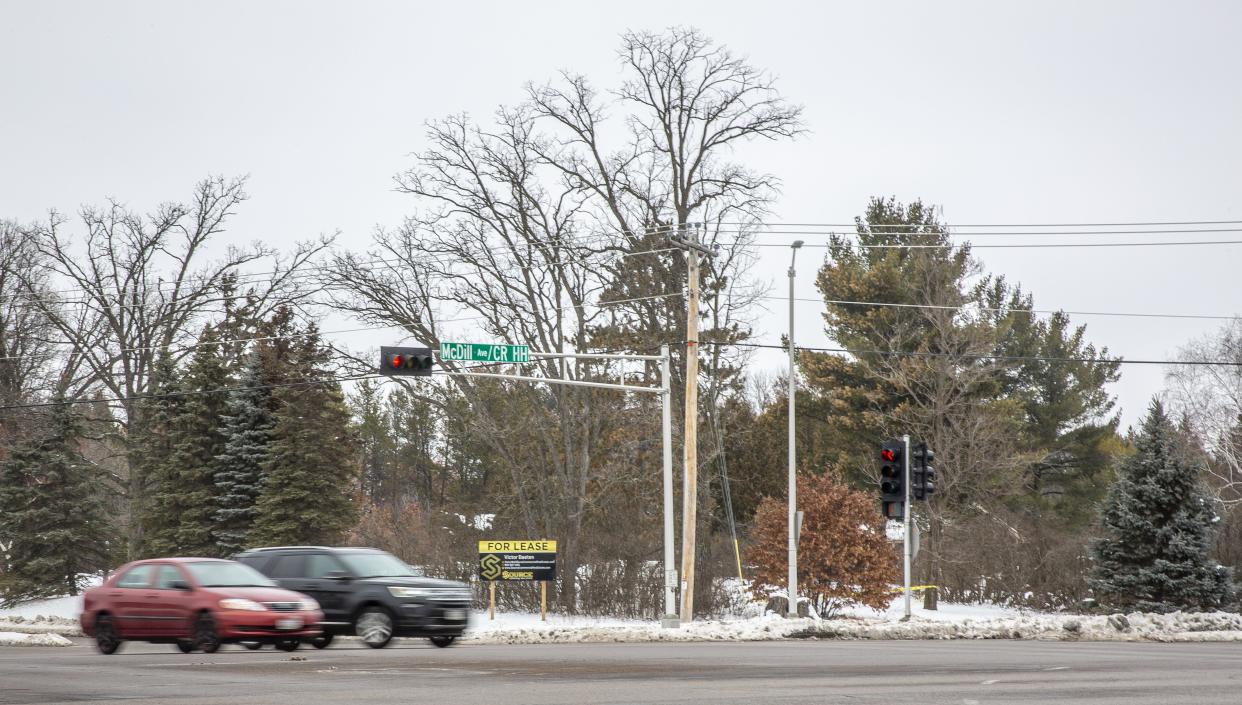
[787,239,803,618]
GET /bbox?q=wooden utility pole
[670,223,712,623]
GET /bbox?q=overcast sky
[2,0,1240,429]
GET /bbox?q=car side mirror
[170,580,192,591]
[324,570,352,582]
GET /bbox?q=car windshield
[184,561,276,588]
[338,551,416,578]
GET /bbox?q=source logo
[480,553,502,581]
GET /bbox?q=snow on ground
[4,589,1242,645]
[0,594,82,622]
[461,608,1242,644]
[468,610,648,633]
[0,631,73,647]
[836,596,1030,622]
[461,596,1242,644]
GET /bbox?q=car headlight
[388,586,430,599]
[299,598,320,611]
[219,598,266,611]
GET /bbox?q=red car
[80,557,323,654]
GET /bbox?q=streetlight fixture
[787,239,803,618]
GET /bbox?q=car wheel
[274,639,300,652]
[192,613,222,654]
[175,639,195,653]
[310,634,334,649]
[241,641,263,650]
[355,607,394,649]
[95,615,122,655]
[428,635,456,648]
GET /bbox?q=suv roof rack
[239,545,382,553]
[238,546,333,553]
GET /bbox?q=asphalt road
[0,637,1239,704]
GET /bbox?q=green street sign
[440,342,530,363]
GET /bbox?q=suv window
[116,564,154,588]
[153,565,186,589]
[306,553,346,579]
[268,554,307,579]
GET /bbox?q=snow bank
[0,631,73,647]
[0,594,85,637]
[793,610,1242,642]
[0,594,83,621]
[0,615,82,636]
[461,608,1242,645]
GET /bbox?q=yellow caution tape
[889,585,939,593]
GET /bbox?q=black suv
[235,546,471,649]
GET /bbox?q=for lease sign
[478,540,557,581]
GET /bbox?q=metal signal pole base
[902,434,913,621]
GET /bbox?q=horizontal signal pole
[526,351,666,362]
[439,370,665,394]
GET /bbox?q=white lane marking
[1044,666,1070,671]
[981,679,999,685]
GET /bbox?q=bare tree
[1166,318,1242,503]
[528,27,799,379]
[19,176,331,555]
[0,220,64,448]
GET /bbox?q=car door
[302,552,353,622]
[268,552,350,624]
[110,564,156,637]
[150,564,195,638]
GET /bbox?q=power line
[12,222,1240,307]
[708,340,1242,368]
[738,239,1242,249]
[8,284,1236,365]
[718,219,1242,229]
[759,296,1240,322]
[739,228,1242,238]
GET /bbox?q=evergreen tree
[1091,401,1237,612]
[213,354,272,555]
[352,378,396,506]
[251,326,358,545]
[168,327,232,556]
[0,399,116,602]
[136,353,186,557]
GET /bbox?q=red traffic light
[881,448,895,462]
[379,346,434,377]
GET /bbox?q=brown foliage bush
[747,473,898,615]
[347,503,478,584]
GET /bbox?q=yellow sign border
[478,539,557,553]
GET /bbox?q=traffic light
[379,346,434,377]
[911,441,936,501]
[879,440,905,520]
